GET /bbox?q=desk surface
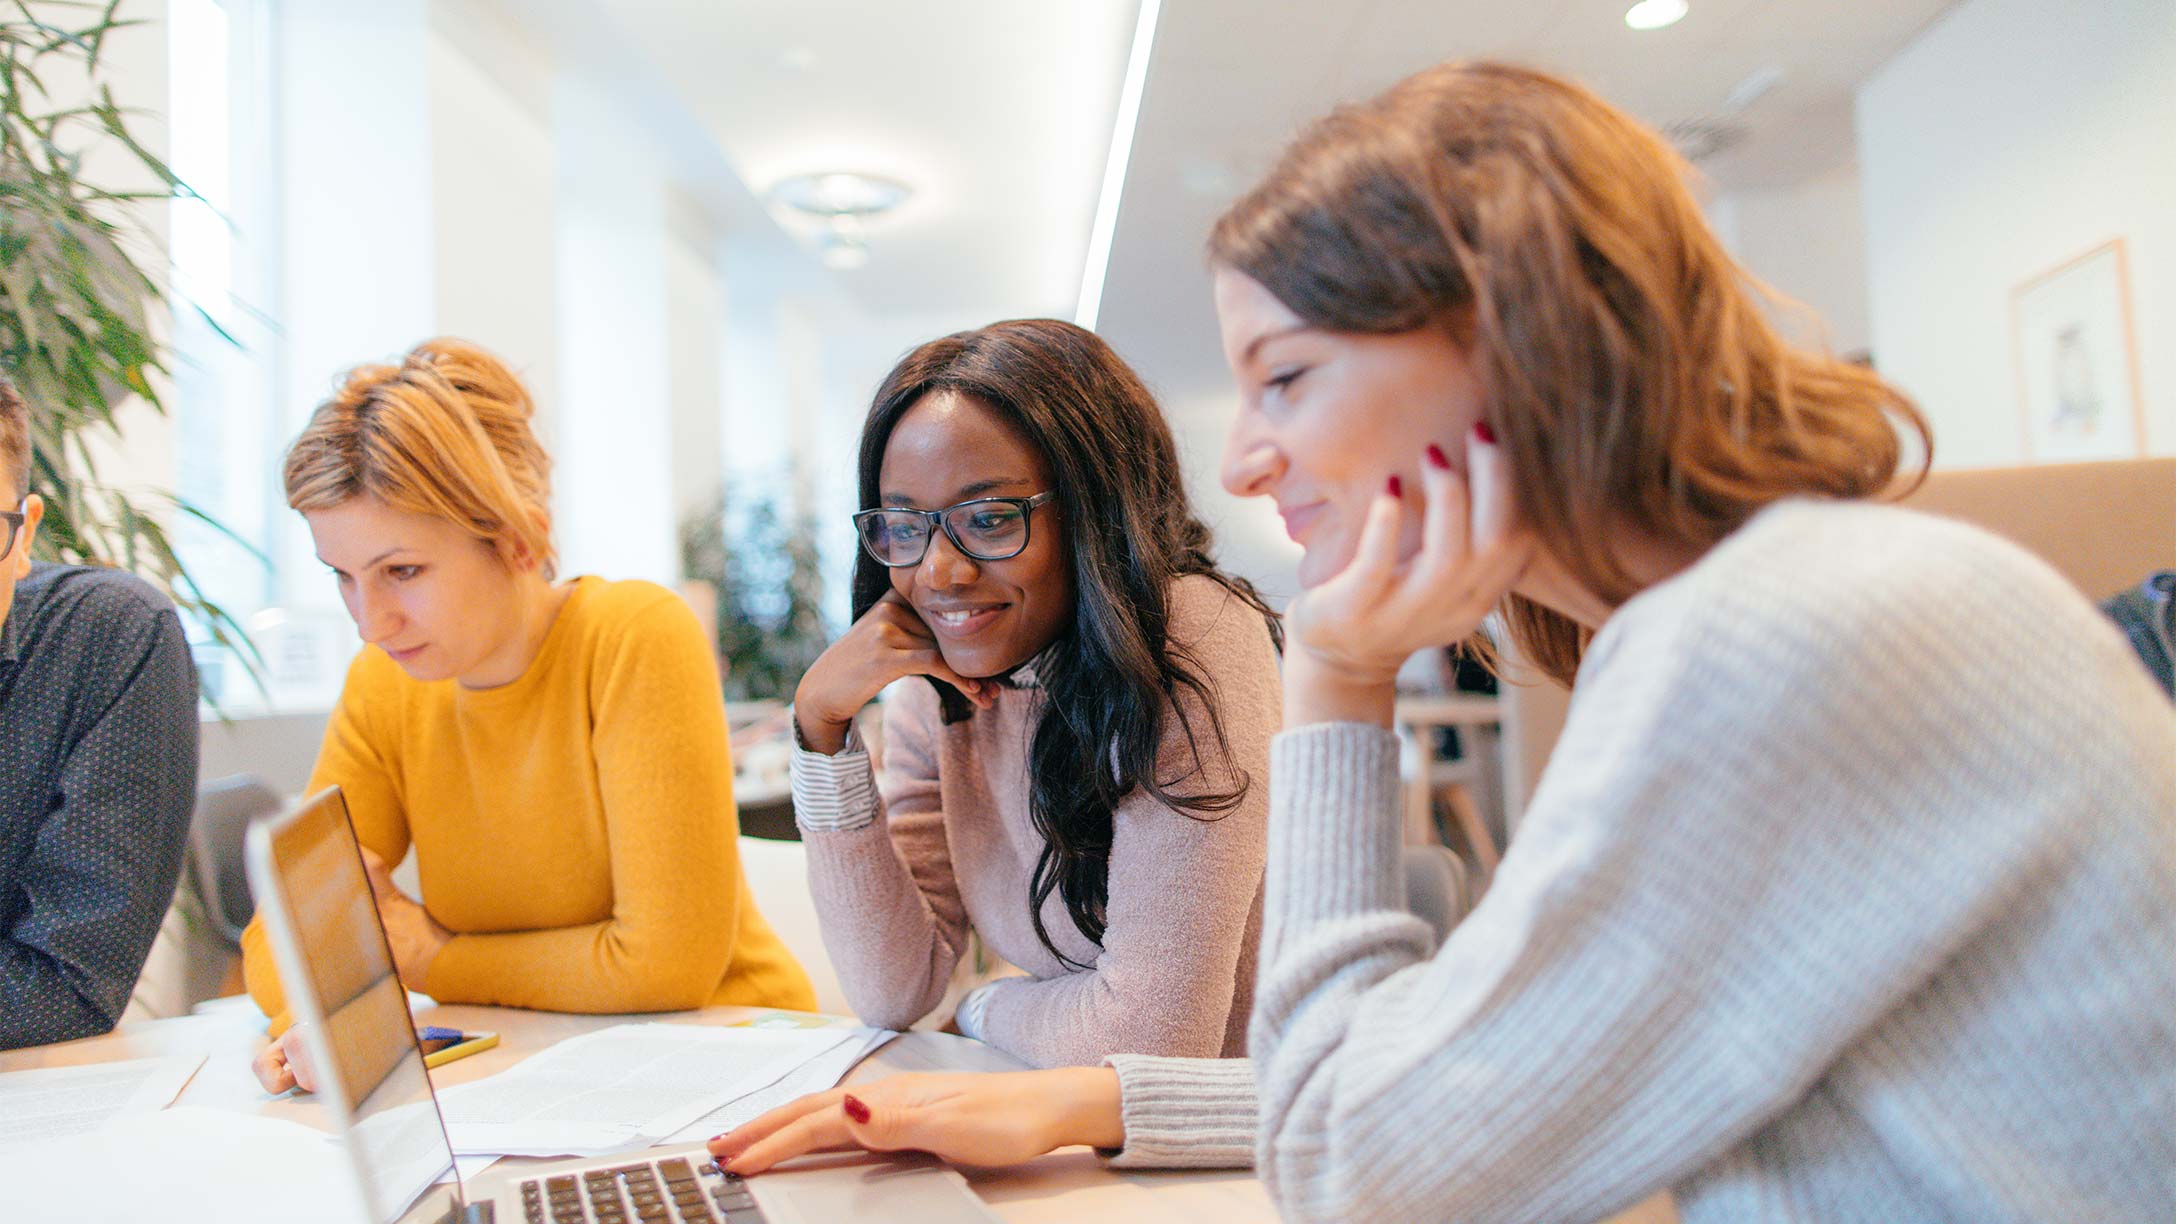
[4,1003,1674,1224]
[0,1001,1275,1223]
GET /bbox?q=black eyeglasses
[0,507,22,560]
[853,493,1055,567]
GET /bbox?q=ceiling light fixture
[769,172,912,272]
[1624,0,1687,31]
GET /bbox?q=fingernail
[1473,420,1497,445]
[1425,443,1449,469]
[842,1095,871,1124]
[1385,475,1403,498]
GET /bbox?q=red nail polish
[843,1095,871,1124]
[1425,443,1449,469]
[1386,474,1402,498]
[1473,420,1497,445]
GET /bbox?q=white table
[2,1003,1673,1223]
[0,1001,1274,1223]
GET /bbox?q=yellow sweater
[242,577,814,1031]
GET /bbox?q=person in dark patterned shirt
[0,371,198,1050]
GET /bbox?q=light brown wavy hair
[283,338,557,578]
[1209,61,1931,685]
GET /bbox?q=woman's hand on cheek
[1284,425,1533,730]
[793,589,996,754]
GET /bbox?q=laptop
[245,786,1002,1224]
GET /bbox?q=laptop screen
[252,788,461,1223]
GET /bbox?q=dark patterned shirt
[0,562,197,1050]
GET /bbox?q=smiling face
[1214,267,1489,589]
[878,391,1072,678]
[305,495,534,686]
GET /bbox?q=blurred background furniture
[1489,457,2176,828]
[1394,692,1506,883]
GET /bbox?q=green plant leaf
[4,2,262,701]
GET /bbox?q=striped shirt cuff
[1102,1054,1258,1169]
[789,713,879,833]
[954,980,1000,1041]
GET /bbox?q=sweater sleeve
[418,595,750,1012]
[970,589,1279,1067]
[1249,535,2122,1222]
[241,651,415,1034]
[1103,1055,1258,1169]
[798,683,972,1031]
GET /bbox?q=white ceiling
[1095,0,1964,407]
[598,0,1139,319]
[524,0,1967,597]
[544,0,1962,377]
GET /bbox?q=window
[168,0,300,711]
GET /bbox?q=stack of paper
[0,1055,203,1151]
[660,1027,898,1144]
[432,1023,861,1157]
[0,1106,371,1224]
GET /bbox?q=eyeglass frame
[0,504,23,560]
[852,492,1056,568]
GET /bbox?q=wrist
[415,924,452,982]
[1283,645,1399,729]
[1039,1066,1125,1152]
[792,703,854,755]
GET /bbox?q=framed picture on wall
[2012,239,2145,462]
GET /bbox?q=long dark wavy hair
[852,318,1281,966]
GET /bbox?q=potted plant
[679,480,832,703]
[2,1,257,685]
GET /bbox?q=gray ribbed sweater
[1109,500,2176,1222]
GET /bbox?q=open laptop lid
[243,786,466,1224]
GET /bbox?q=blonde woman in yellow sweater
[243,339,813,1093]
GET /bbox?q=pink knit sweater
[793,576,1281,1067]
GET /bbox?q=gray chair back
[1402,843,1476,945]
[189,774,284,945]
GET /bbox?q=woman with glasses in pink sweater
[786,318,1284,1070]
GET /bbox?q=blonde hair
[1210,62,1930,685]
[283,338,556,578]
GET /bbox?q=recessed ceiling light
[1625,0,1687,31]
[769,172,912,219]
[769,174,910,273]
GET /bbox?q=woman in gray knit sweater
[713,63,2176,1221]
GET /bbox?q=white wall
[1713,166,1873,358]
[551,73,677,585]
[153,0,744,717]
[272,0,436,654]
[1858,0,2176,468]
[430,29,559,436]
[667,211,726,524]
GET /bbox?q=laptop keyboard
[518,1156,767,1224]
